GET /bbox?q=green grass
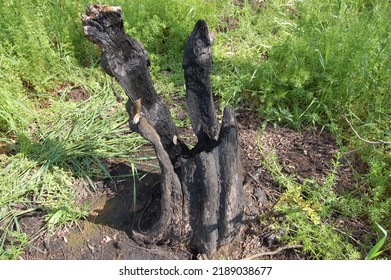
[259,148,362,259]
[0,0,389,259]
[211,0,390,259]
[0,83,146,259]
[0,0,147,256]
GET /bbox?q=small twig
[248,172,259,182]
[344,116,391,145]
[242,245,303,260]
[333,226,362,246]
[75,221,83,234]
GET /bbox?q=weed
[259,146,362,259]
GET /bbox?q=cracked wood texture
[82,4,243,256]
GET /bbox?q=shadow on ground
[22,164,189,260]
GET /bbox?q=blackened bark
[183,20,219,150]
[82,4,186,163]
[82,4,243,257]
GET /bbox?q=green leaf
[46,209,64,230]
[365,223,388,260]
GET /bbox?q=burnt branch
[82,4,187,163]
[183,20,219,150]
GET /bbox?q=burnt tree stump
[82,4,243,256]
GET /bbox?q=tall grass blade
[365,223,388,260]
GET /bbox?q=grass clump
[0,85,145,259]
[213,1,391,132]
[0,53,32,133]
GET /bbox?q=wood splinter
[132,99,142,125]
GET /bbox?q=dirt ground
[19,94,369,260]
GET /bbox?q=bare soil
[19,104,369,260]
